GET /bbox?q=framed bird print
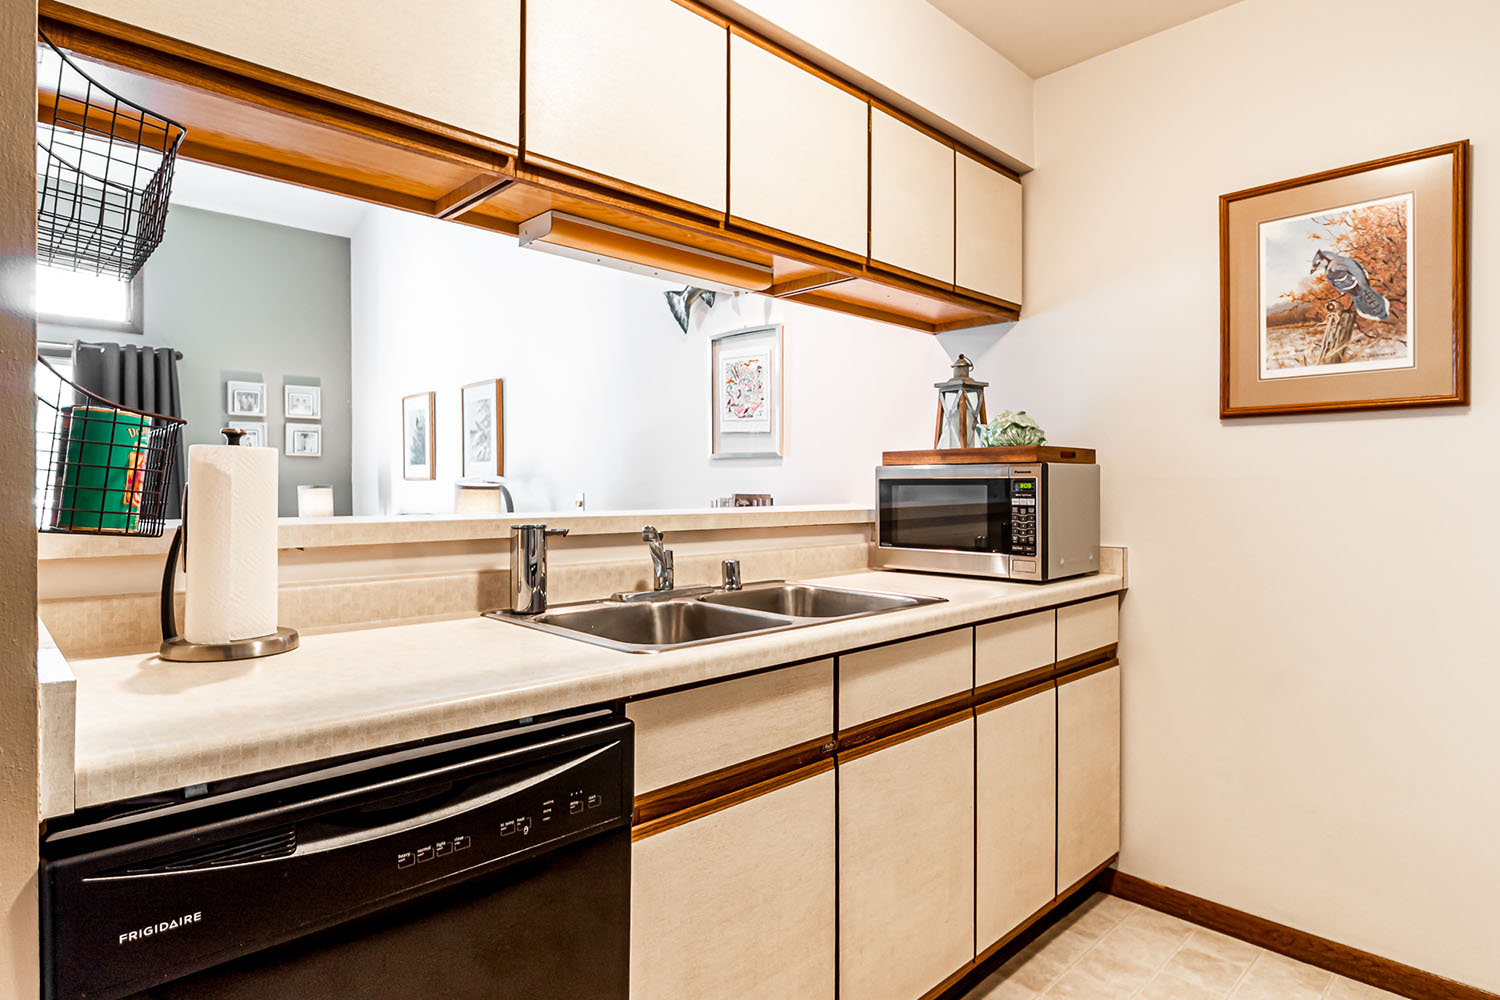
[1220,141,1469,417]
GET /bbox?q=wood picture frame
[460,379,503,479]
[402,391,436,481]
[709,324,784,459]
[1219,140,1469,418]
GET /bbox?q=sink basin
[700,583,925,618]
[526,600,791,651]
[487,580,945,653]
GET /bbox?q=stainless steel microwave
[874,463,1100,582]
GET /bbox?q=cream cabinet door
[976,685,1056,951]
[631,769,835,1000]
[1058,596,1120,664]
[527,0,727,212]
[838,628,972,732]
[955,153,1022,304]
[1057,664,1121,890]
[974,610,1054,691]
[870,108,954,284]
[729,33,868,255]
[70,0,520,145]
[840,717,974,1000]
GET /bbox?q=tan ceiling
[928,0,1243,78]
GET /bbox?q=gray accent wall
[44,205,353,516]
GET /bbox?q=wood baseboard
[1100,870,1498,1000]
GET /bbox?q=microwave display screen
[879,479,1007,552]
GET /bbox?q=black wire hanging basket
[35,355,185,537]
[36,30,186,280]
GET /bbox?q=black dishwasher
[41,708,632,1000]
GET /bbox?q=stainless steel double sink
[486,581,945,653]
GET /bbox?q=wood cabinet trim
[837,690,973,752]
[632,734,833,825]
[838,708,971,764]
[524,151,726,222]
[728,215,866,267]
[954,283,1022,312]
[41,1,518,157]
[974,677,1054,716]
[1057,654,1119,686]
[631,758,834,841]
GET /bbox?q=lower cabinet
[839,715,975,1000]
[975,682,1057,952]
[629,767,836,1000]
[1057,663,1122,890]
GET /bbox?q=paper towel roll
[184,444,279,644]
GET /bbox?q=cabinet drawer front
[1057,664,1121,890]
[975,610,1055,690]
[838,629,972,732]
[955,153,1023,304]
[976,685,1056,949]
[632,769,835,1000]
[870,108,955,284]
[1057,596,1119,663]
[729,34,868,255]
[628,659,833,795]
[73,0,521,144]
[839,716,974,1000]
[527,0,727,212]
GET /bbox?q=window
[35,263,143,332]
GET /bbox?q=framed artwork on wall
[710,324,783,459]
[227,420,266,449]
[402,391,436,481]
[460,379,503,479]
[225,379,266,417]
[1220,140,1469,417]
[284,383,322,420]
[285,422,322,457]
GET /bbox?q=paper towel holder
[158,428,300,662]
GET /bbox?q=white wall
[976,0,1500,990]
[716,0,1034,168]
[349,206,990,515]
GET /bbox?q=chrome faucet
[642,525,674,592]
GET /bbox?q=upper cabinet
[870,108,955,285]
[69,0,521,146]
[728,33,868,258]
[956,152,1023,305]
[526,0,728,214]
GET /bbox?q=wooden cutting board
[881,446,1096,465]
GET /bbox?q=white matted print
[1259,193,1413,380]
[284,383,322,419]
[227,420,266,449]
[710,325,783,458]
[226,380,266,417]
[403,391,436,481]
[460,379,503,479]
[285,422,322,457]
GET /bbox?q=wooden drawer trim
[838,708,971,764]
[973,661,1056,706]
[631,758,834,841]
[1056,643,1119,678]
[632,733,833,825]
[1057,656,1119,687]
[837,689,972,752]
[974,677,1054,716]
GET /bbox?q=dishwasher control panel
[390,760,625,876]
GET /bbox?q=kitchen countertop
[63,568,1125,810]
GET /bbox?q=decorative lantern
[933,355,989,449]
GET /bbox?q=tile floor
[959,894,1402,1000]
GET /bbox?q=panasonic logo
[118,912,201,946]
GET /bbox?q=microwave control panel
[1009,477,1038,557]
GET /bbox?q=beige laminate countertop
[65,569,1124,809]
